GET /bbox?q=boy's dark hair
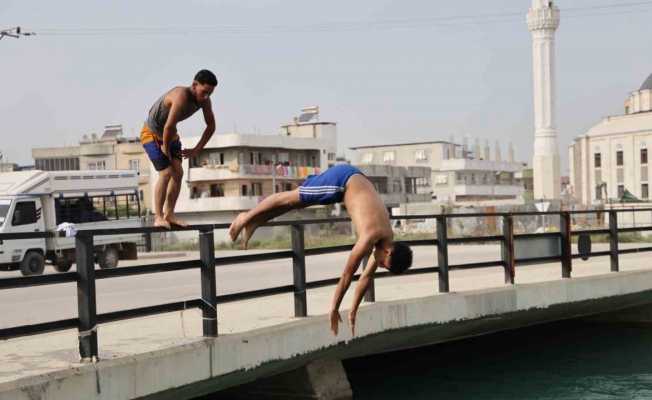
[389,242,413,274]
[194,69,218,86]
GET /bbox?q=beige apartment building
[163,116,338,222]
[32,125,152,210]
[351,140,525,203]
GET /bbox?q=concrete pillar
[221,359,353,400]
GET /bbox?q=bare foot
[154,216,171,229]
[165,214,189,228]
[228,212,247,242]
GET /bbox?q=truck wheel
[20,251,45,276]
[98,246,119,269]
[53,256,73,272]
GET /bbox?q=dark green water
[345,320,652,399]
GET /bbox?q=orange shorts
[140,125,182,171]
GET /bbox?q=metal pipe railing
[2,208,652,360]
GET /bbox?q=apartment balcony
[440,159,522,173]
[378,192,432,206]
[407,193,432,203]
[453,184,524,197]
[187,163,321,182]
[79,143,114,157]
[176,196,263,213]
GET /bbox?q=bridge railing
[2,208,652,361]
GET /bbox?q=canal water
[345,320,652,399]
[201,319,652,399]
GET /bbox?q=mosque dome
[640,73,652,91]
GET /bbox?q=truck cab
[0,196,47,275]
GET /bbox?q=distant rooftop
[350,140,455,150]
[640,73,652,91]
[101,124,124,140]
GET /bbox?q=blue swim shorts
[298,164,363,205]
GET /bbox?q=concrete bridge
[2,210,652,399]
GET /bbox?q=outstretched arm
[183,98,215,159]
[330,236,374,335]
[348,254,378,336]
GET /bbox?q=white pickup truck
[0,170,144,276]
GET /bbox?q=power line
[27,0,652,37]
[0,27,36,41]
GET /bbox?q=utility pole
[0,27,36,41]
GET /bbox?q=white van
[0,170,144,276]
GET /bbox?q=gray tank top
[145,88,200,137]
[145,92,170,136]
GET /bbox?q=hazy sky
[2,0,652,173]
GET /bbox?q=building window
[643,184,649,199]
[210,184,224,197]
[383,151,395,163]
[361,153,373,163]
[642,149,648,165]
[594,153,601,168]
[284,183,293,191]
[415,150,427,162]
[618,185,625,198]
[220,153,225,165]
[372,179,388,194]
[595,185,602,200]
[139,190,144,201]
[248,152,262,165]
[129,159,140,172]
[89,160,106,171]
[405,178,417,194]
[241,185,248,196]
[252,182,262,196]
[616,151,624,166]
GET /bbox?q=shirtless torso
[342,174,393,252]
